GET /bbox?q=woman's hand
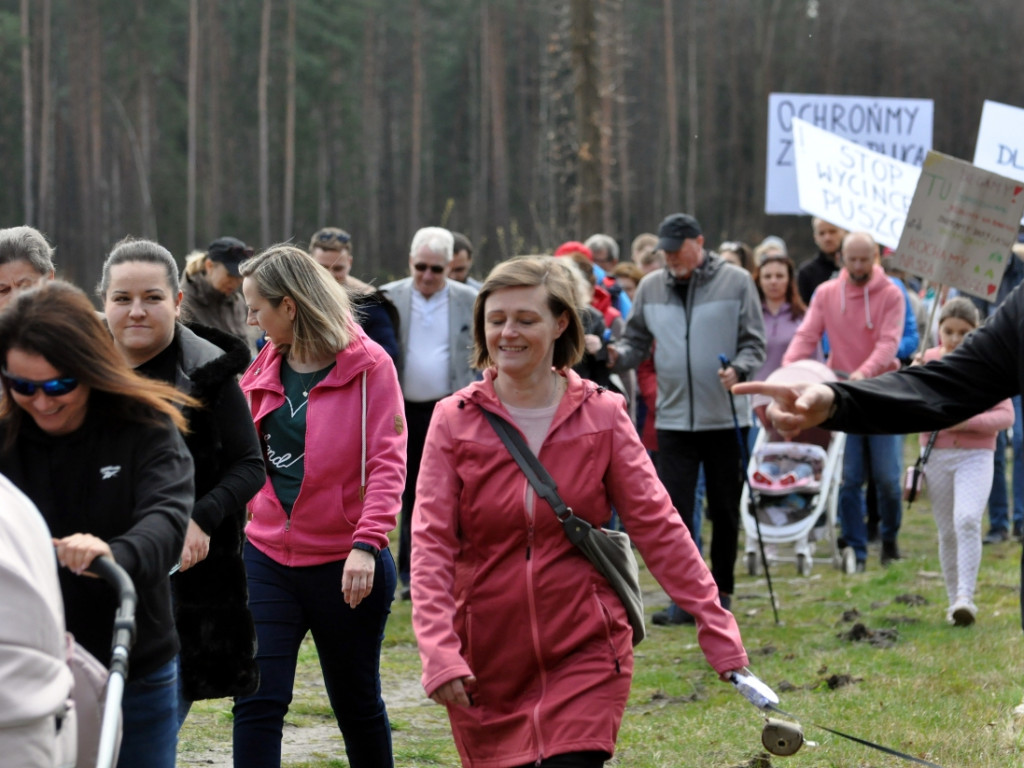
[53,533,113,575]
[179,519,211,573]
[341,548,377,608]
[430,675,477,707]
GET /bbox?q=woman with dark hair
[412,256,757,768]
[98,237,265,726]
[0,281,195,768]
[751,252,807,383]
[236,245,406,768]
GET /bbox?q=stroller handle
[86,555,138,677]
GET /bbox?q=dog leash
[732,671,947,766]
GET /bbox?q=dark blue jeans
[117,657,178,768]
[233,543,397,768]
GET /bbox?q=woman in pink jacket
[412,257,757,768]
[917,298,1014,627]
[235,245,407,768]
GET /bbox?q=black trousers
[655,427,745,595]
[398,399,440,585]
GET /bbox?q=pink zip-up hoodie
[784,263,904,379]
[918,346,1014,450]
[412,369,748,768]
[241,327,406,566]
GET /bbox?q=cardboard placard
[891,151,1024,299]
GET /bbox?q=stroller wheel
[746,551,761,576]
[796,553,812,577]
[841,546,857,574]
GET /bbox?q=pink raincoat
[412,369,748,768]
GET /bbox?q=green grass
[180,438,1024,766]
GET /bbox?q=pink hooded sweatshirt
[241,326,406,566]
[918,346,1014,450]
[784,263,904,379]
[412,369,748,768]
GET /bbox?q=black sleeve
[190,379,266,534]
[108,421,194,587]
[826,284,1023,434]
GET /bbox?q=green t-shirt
[262,359,335,514]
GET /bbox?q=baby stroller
[75,556,136,768]
[740,361,852,576]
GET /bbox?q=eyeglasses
[2,368,80,397]
[413,263,445,274]
[316,230,351,246]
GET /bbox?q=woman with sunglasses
[236,245,406,768]
[0,281,195,768]
[98,237,265,727]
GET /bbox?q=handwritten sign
[765,93,933,215]
[792,118,920,248]
[973,100,1024,224]
[891,151,1024,300]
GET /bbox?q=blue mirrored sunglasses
[1,368,80,397]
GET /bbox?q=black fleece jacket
[0,402,193,677]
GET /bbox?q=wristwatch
[351,542,380,557]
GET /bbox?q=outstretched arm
[731,381,835,440]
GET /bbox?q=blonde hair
[239,244,355,360]
[472,256,585,370]
[184,250,208,276]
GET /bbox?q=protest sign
[791,118,919,248]
[891,151,1024,300]
[765,93,933,215]
[973,100,1024,224]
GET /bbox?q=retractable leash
[730,670,947,766]
[720,354,780,625]
[906,430,940,509]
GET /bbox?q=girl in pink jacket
[918,298,1014,627]
[236,246,406,768]
[412,257,761,768]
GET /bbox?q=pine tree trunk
[37,0,52,233]
[282,0,296,241]
[489,6,510,255]
[663,0,679,209]
[187,0,199,249]
[409,0,423,235]
[258,0,272,247]
[684,0,698,213]
[360,12,381,263]
[571,0,602,237]
[21,0,33,224]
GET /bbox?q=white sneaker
[950,600,977,627]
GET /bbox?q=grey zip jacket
[612,251,765,431]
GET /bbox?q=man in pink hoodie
[783,231,905,571]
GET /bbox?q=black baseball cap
[207,237,254,276]
[656,213,702,252]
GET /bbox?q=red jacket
[241,326,406,566]
[412,369,748,768]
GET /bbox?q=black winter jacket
[164,322,265,700]
[0,404,193,678]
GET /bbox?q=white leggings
[924,447,993,605]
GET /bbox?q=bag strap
[479,407,572,522]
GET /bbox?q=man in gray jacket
[610,213,765,624]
